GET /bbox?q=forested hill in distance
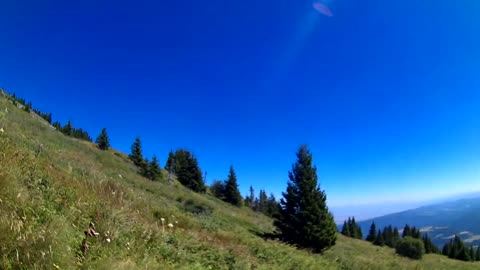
[357,197,480,248]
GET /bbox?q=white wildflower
[168,223,174,228]
[160,218,165,222]
[106,238,111,243]
[0,128,4,133]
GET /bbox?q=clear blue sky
[1,0,480,218]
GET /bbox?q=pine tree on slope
[129,137,145,167]
[223,166,242,206]
[96,128,110,150]
[275,145,337,253]
[366,222,377,242]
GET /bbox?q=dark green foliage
[256,189,268,213]
[341,217,362,239]
[442,235,471,261]
[95,128,110,150]
[52,121,61,130]
[129,137,145,167]
[165,150,175,171]
[402,225,411,238]
[62,121,74,136]
[341,220,351,237]
[395,237,425,260]
[244,187,279,217]
[401,225,421,239]
[60,120,92,141]
[210,180,226,200]
[422,234,440,254]
[374,230,385,246]
[266,193,280,218]
[411,227,421,239]
[393,227,400,242]
[24,102,32,113]
[183,199,213,215]
[72,128,92,142]
[476,246,480,261]
[382,225,396,248]
[223,166,242,206]
[366,222,377,242]
[146,155,163,181]
[275,145,337,253]
[173,149,206,193]
[32,108,52,124]
[244,186,255,209]
[469,246,475,262]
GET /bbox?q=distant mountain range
[356,196,480,248]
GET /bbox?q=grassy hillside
[0,92,478,269]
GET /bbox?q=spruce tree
[95,128,110,150]
[148,155,162,181]
[366,222,377,242]
[266,193,279,217]
[256,190,268,213]
[374,230,385,246]
[476,246,480,261]
[351,217,362,239]
[174,149,206,192]
[223,166,242,206]
[129,137,145,167]
[52,121,62,130]
[402,225,411,238]
[469,246,475,261]
[63,120,74,136]
[383,226,394,247]
[341,220,351,237]
[393,227,400,243]
[24,102,32,113]
[165,150,175,171]
[245,186,255,209]
[275,145,337,252]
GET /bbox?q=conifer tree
[147,155,163,181]
[245,186,255,209]
[95,128,110,150]
[257,190,268,213]
[52,121,62,130]
[129,137,145,167]
[476,246,480,261]
[402,225,411,238]
[383,225,394,247]
[63,120,74,136]
[165,150,175,171]
[469,246,475,262]
[374,230,385,246]
[341,220,351,237]
[366,222,377,242]
[24,101,32,113]
[223,166,242,206]
[174,149,206,192]
[275,145,337,252]
[411,227,421,239]
[393,227,400,243]
[350,217,362,239]
[266,193,280,217]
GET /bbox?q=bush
[395,236,425,260]
[183,199,213,215]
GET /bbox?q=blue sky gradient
[1,0,480,219]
